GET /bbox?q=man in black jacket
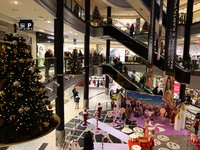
[84,131,93,150]
[44,49,53,78]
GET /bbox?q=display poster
[157,0,163,60]
[163,75,175,106]
[125,90,181,120]
[146,66,153,88]
[110,48,125,62]
[164,0,180,74]
[174,82,180,94]
[148,0,156,66]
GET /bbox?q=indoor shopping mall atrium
[1,0,200,150]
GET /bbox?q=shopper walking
[75,96,80,109]
[83,131,94,150]
[130,24,134,37]
[44,49,53,78]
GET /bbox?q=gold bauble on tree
[37,74,42,80]
[0,118,4,126]
[13,48,18,55]
[43,122,49,128]
[38,125,43,131]
[18,108,24,114]
[18,93,23,97]
[48,104,52,109]
[38,88,44,94]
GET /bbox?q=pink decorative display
[69,139,77,150]
[116,108,125,123]
[188,114,192,135]
[102,136,110,150]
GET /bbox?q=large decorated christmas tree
[66,49,82,74]
[92,6,102,21]
[0,33,57,143]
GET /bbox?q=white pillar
[180,103,187,129]
[174,112,182,130]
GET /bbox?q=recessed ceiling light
[70,31,72,33]
[47,21,51,23]
[11,1,21,5]
[39,17,43,19]
[75,33,77,35]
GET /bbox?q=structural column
[55,0,64,147]
[105,39,110,95]
[183,0,194,60]
[179,84,186,102]
[83,0,90,109]
[180,0,194,102]
[105,6,111,95]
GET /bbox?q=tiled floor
[2,83,199,150]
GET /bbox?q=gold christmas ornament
[18,108,24,114]
[37,74,42,80]
[38,88,44,94]
[13,90,18,98]
[25,58,30,63]
[0,118,4,126]
[4,64,6,72]
[0,81,3,90]
[13,80,20,87]
[2,49,6,54]
[18,93,23,97]
[2,45,5,49]
[13,48,18,55]
[25,49,30,54]
[43,122,49,128]
[38,125,43,131]
[19,58,24,63]
[48,104,52,109]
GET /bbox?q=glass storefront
[36,32,54,67]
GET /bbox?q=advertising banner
[148,0,156,66]
[174,82,180,94]
[157,0,163,60]
[163,74,175,106]
[146,66,153,88]
[164,0,180,74]
[125,90,181,120]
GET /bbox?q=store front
[36,32,54,67]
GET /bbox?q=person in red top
[83,109,88,126]
[149,130,155,150]
[124,65,128,73]
[111,99,115,110]
[97,103,102,118]
[170,109,176,125]
[194,115,200,135]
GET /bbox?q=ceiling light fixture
[47,21,51,23]
[39,17,43,19]
[11,1,21,5]
[69,31,72,33]
[75,33,77,35]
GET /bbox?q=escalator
[34,0,191,84]
[102,25,190,84]
[102,65,153,94]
